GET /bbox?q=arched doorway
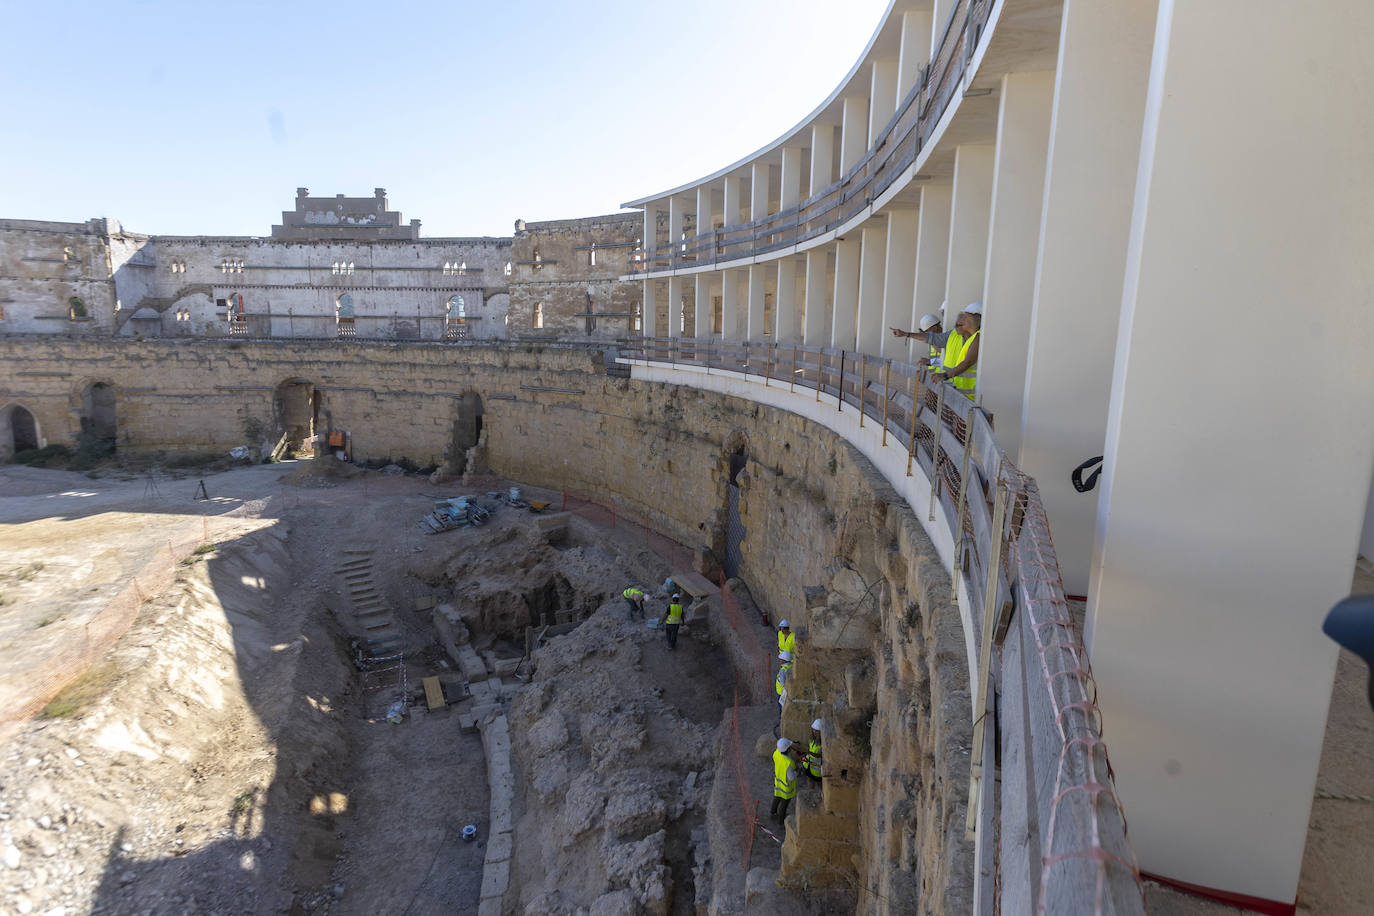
[3,405,40,460]
[81,382,117,443]
[274,379,317,455]
[449,391,484,474]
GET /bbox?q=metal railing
[618,336,1145,915]
[629,0,992,274]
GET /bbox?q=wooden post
[880,360,891,446]
[966,461,1007,842]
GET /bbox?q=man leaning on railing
[890,301,982,398]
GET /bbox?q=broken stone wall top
[271,187,420,240]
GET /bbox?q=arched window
[504,261,512,277]
[336,293,356,337]
[448,294,466,320]
[533,302,544,329]
[633,302,642,332]
[69,297,87,319]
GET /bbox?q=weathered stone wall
[0,220,119,335]
[509,213,641,340]
[0,337,971,912]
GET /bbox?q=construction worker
[775,650,792,724]
[805,718,823,783]
[935,302,980,398]
[622,585,646,621]
[914,313,944,369]
[777,619,794,656]
[664,593,684,650]
[771,738,800,824]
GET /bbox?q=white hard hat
[917,313,940,331]
[811,718,823,731]
[672,593,680,599]
[777,738,793,752]
[964,300,983,315]
[778,619,790,629]
[779,650,792,662]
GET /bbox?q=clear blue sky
[0,0,891,238]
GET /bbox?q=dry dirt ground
[0,459,693,915]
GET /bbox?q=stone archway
[448,391,484,475]
[1,404,40,460]
[80,382,117,443]
[274,378,316,454]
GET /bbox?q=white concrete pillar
[643,206,658,259]
[724,177,744,228]
[810,124,836,193]
[642,279,657,338]
[944,145,994,317]
[746,264,767,340]
[696,185,716,236]
[931,0,954,61]
[880,207,919,359]
[668,198,685,263]
[667,276,685,337]
[913,183,952,327]
[830,236,861,349]
[897,9,933,100]
[694,270,715,338]
[780,147,802,211]
[869,60,899,141]
[721,268,742,339]
[775,259,801,344]
[751,162,771,224]
[803,248,830,347]
[977,70,1054,456]
[855,222,888,354]
[1017,0,1156,596]
[840,96,868,173]
[1088,2,1374,906]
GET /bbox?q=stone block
[822,778,862,816]
[477,899,503,916]
[744,867,775,905]
[489,803,512,836]
[795,804,858,845]
[479,857,509,900]
[484,831,513,865]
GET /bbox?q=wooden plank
[670,570,718,599]
[423,675,446,711]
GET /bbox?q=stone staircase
[335,550,404,656]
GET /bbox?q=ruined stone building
[0,189,639,345]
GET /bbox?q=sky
[0,0,892,238]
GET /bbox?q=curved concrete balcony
[623,0,1057,280]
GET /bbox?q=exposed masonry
[0,194,640,342]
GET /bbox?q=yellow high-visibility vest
[773,750,797,799]
[778,630,794,655]
[806,737,822,778]
[623,587,643,600]
[665,601,684,624]
[947,330,979,395]
[775,661,791,696]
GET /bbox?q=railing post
[906,370,922,476]
[816,351,823,404]
[858,354,866,428]
[837,350,845,413]
[966,461,1007,842]
[881,360,890,446]
[790,345,798,394]
[928,381,946,521]
[764,341,772,388]
[951,415,977,601]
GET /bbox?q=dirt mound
[278,455,364,488]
